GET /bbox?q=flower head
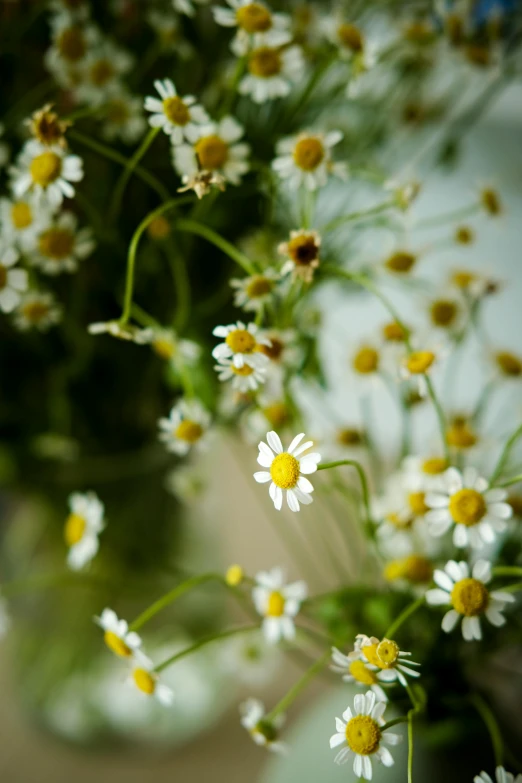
[14,290,62,331]
[212,320,270,368]
[95,608,142,658]
[0,241,28,313]
[26,104,70,148]
[0,194,50,251]
[144,79,209,144]
[330,647,388,702]
[144,327,201,366]
[350,635,421,687]
[10,140,83,208]
[272,130,346,191]
[278,229,321,282]
[239,45,304,104]
[129,650,174,706]
[102,92,147,144]
[215,356,268,392]
[173,116,250,186]
[32,211,95,275]
[230,269,279,311]
[240,697,286,752]
[252,567,307,643]
[254,430,321,511]
[158,398,211,456]
[64,491,104,570]
[213,1,292,56]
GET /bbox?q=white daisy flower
[350,634,421,687]
[402,454,449,493]
[252,567,307,644]
[330,647,388,702]
[475,767,522,783]
[425,467,512,549]
[425,559,515,641]
[239,44,304,104]
[230,269,279,312]
[10,140,83,208]
[213,0,292,56]
[322,15,365,60]
[95,608,142,658]
[0,195,50,251]
[278,228,321,283]
[158,398,211,456]
[400,349,440,398]
[74,42,133,105]
[144,327,201,366]
[14,291,62,332]
[31,211,95,275]
[240,697,286,752]
[147,11,193,57]
[254,430,321,512]
[129,650,174,706]
[102,93,147,144]
[164,463,206,503]
[173,116,250,186]
[272,129,346,191]
[64,491,105,571]
[221,630,281,687]
[255,328,303,370]
[45,16,98,88]
[212,320,270,369]
[88,321,154,343]
[329,690,401,778]
[0,241,28,314]
[144,79,209,144]
[214,356,268,392]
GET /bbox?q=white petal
[287,489,300,512]
[254,471,271,483]
[433,570,454,591]
[330,732,346,749]
[342,706,353,721]
[299,454,321,474]
[425,588,450,606]
[287,432,305,454]
[446,560,467,582]
[354,693,365,715]
[453,525,469,548]
[442,609,460,633]
[472,560,491,582]
[378,746,395,767]
[274,485,283,510]
[297,476,314,493]
[485,607,506,627]
[353,754,363,778]
[267,431,283,454]
[362,755,372,780]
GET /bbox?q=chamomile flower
[129,650,174,706]
[278,229,321,283]
[255,328,303,370]
[213,1,292,56]
[351,635,421,687]
[147,11,193,57]
[330,647,388,702]
[173,116,250,186]
[165,464,206,503]
[323,16,365,59]
[425,467,512,549]
[31,211,95,274]
[400,349,439,397]
[475,767,522,783]
[215,357,268,392]
[425,559,515,640]
[230,269,279,312]
[239,44,304,104]
[222,630,281,686]
[254,430,321,511]
[252,567,307,643]
[45,16,98,88]
[212,320,270,368]
[95,608,142,659]
[0,196,49,251]
[14,291,62,331]
[64,491,105,571]
[88,321,153,343]
[158,398,211,456]
[144,79,209,144]
[351,342,381,382]
[145,327,201,366]
[102,93,147,144]
[493,349,522,381]
[10,140,83,207]
[384,554,434,587]
[402,455,449,493]
[0,241,28,314]
[329,691,401,778]
[26,104,70,149]
[74,42,133,105]
[322,424,365,461]
[240,698,286,752]
[272,129,346,191]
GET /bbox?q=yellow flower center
[133,668,156,695]
[455,225,474,245]
[225,328,257,354]
[147,215,171,240]
[286,233,320,265]
[384,554,433,584]
[90,58,115,87]
[22,301,50,323]
[386,511,412,530]
[337,23,363,51]
[195,134,228,170]
[30,107,69,146]
[225,564,244,587]
[451,577,489,616]
[258,337,284,361]
[245,276,274,298]
[106,99,130,125]
[270,452,300,489]
[495,351,522,377]
[232,364,255,376]
[449,488,486,526]
[0,265,7,290]
[345,715,381,755]
[57,27,86,62]
[430,300,458,327]
[263,402,290,428]
[353,346,379,374]
[408,491,428,515]
[104,630,132,657]
[376,639,400,666]
[174,419,204,443]
[38,228,74,260]
[30,151,62,187]
[406,351,435,375]
[348,660,377,685]
[163,96,190,126]
[64,512,86,546]
[481,188,501,216]
[236,3,272,33]
[11,201,33,229]
[267,590,286,617]
[446,422,477,449]
[385,251,416,274]
[382,321,408,342]
[422,457,448,475]
[337,428,362,446]
[293,137,325,171]
[451,270,476,289]
[153,338,176,360]
[248,47,282,78]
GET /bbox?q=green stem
[407,707,415,783]
[266,651,330,721]
[502,581,522,593]
[318,460,373,531]
[384,597,424,639]
[490,422,522,484]
[492,566,522,578]
[424,376,450,462]
[382,717,408,731]
[497,474,522,488]
[321,201,395,234]
[155,625,259,673]
[109,126,161,222]
[470,693,503,767]
[415,203,480,230]
[166,238,191,332]
[129,573,220,632]
[175,218,255,274]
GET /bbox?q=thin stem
[109,126,161,222]
[175,218,256,274]
[470,693,504,767]
[492,566,522,578]
[321,201,395,234]
[166,238,191,332]
[502,581,522,593]
[497,474,522,488]
[266,651,330,721]
[155,625,259,673]
[424,376,450,462]
[384,597,424,639]
[414,203,480,230]
[382,717,408,731]
[490,422,522,484]
[407,707,414,783]
[318,460,373,531]
[129,573,220,632]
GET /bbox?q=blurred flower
[95,608,142,658]
[158,398,211,456]
[239,45,304,103]
[278,229,321,282]
[240,697,286,751]
[31,211,95,274]
[144,327,201,367]
[215,357,268,391]
[144,79,209,143]
[252,567,306,643]
[10,140,83,208]
[164,463,206,502]
[87,321,154,343]
[0,241,28,313]
[102,93,147,144]
[474,767,522,783]
[222,630,281,686]
[254,431,321,511]
[213,1,292,56]
[64,491,105,571]
[26,103,70,148]
[173,116,250,186]
[129,650,174,706]
[230,269,279,312]
[177,169,226,199]
[0,194,50,251]
[75,41,133,105]
[330,647,388,702]
[14,290,62,331]
[272,130,346,190]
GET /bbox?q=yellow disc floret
[195,134,228,170]
[337,23,364,52]
[345,715,381,755]
[263,402,290,428]
[266,591,285,617]
[64,512,86,546]
[104,630,132,657]
[270,452,300,489]
[451,577,489,616]
[236,3,272,33]
[225,328,257,354]
[30,151,62,187]
[382,321,408,342]
[152,338,176,360]
[39,228,74,260]
[248,47,282,77]
[22,300,50,323]
[376,639,400,666]
[408,491,429,515]
[384,554,433,584]
[449,488,486,526]
[430,300,458,327]
[90,59,114,87]
[163,96,190,126]
[57,26,86,62]
[406,351,435,375]
[286,233,320,266]
[293,137,325,171]
[385,251,416,274]
[349,660,378,685]
[133,668,156,695]
[225,564,244,587]
[422,457,448,475]
[175,419,203,443]
[495,351,522,377]
[245,276,274,298]
[353,346,379,374]
[11,201,33,229]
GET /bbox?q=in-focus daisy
[215,356,268,392]
[129,651,174,706]
[102,93,147,144]
[95,608,142,658]
[252,567,307,643]
[158,398,211,456]
[240,698,286,752]
[32,211,95,274]
[0,241,28,313]
[230,269,278,312]
[351,634,421,687]
[213,1,292,56]
[88,320,153,343]
[173,116,250,186]
[212,320,270,368]
[278,229,321,283]
[10,140,83,207]
[0,195,50,251]
[475,767,522,783]
[74,42,133,105]
[14,290,62,331]
[144,327,201,366]
[239,45,304,103]
[425,467,512,548]
[144,79,208,144]
[272,130,346,191]
[64,491,105,570]
[330,647,388,702]
[426,559,515,640]
[254,430,321,511]
[330,691,401,778]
